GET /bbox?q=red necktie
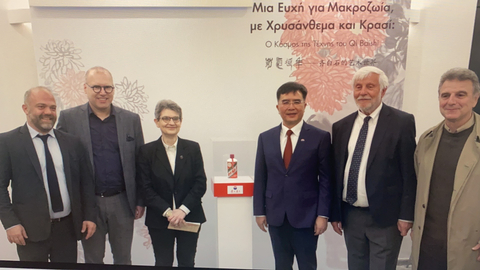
[284,130,293,169]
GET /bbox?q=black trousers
[16,215,77,263]
[148,226,201,267]
[417,233,447,270]
[268,215,318,270]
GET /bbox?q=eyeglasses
[86,84,115,93]
[280,100,304,106]
[160,116,181,123]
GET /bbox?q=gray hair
[154,99,182,120]
[85,66,113,82]
[24,86,53,104]
[438,67,480,96]
[352,66,388,90]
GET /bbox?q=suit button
[285,174,288,177]
[422,204,425,208]
[418,226,421,230]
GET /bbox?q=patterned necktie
[284,130,293,169]
[346,116,371,205]
[37,134,64,212]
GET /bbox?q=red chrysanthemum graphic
[329,0,388,59]
[281,0,391,114]
[53,69,87,108]
[292,57,354,114]
[281,0,336,58]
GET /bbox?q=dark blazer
[253,122,332,229]
[0,125,97,242]
[57,103,145,215]
[331,104,416,227]
[136,137,207,229]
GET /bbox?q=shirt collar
[281,120,304,136]
[444,112,475,133]
[87,103,115,117]
[26,122,55,139]
[162,136,178,149]
[358,102,383,121]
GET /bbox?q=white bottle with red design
[227,154,238,178]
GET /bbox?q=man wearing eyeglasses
[57,66,144,265]
[253,82,332,270]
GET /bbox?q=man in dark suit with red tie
[253,82,332,270]
[330,66,416,270]
[0,87,97,262]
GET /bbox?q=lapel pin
[180,155,184,159]
[301,139,305,142]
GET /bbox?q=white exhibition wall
[403,0,477,134]
[0,0,38,261]
[0,0,477,269]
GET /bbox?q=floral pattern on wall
[280,0,410,114]
[39,39,149,119]
[38,39,151,249]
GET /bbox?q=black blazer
[331,104,417,227]
[0,125,97,242]
[136,137,207,229]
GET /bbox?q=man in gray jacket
[57,66,144,264]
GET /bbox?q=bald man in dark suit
[0,87,96,262]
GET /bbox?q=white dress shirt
[161,136,190,217]
[280,121,327,219]
[342,103,383,207]
[280,121,303,158]
[27,124,71,219]
[254,122,304,218]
